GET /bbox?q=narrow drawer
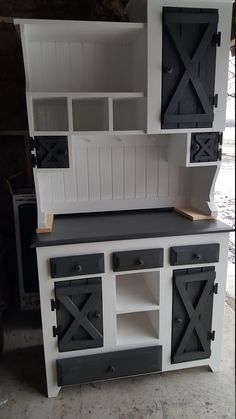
[57,346,162,387]
[50,253,104,278]
[113,249,163,272]
[170,244,220,266]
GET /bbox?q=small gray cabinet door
[172,267,216,364]
[54,278,103,352]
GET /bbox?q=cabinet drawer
[57,346,162,387]
[50,254,104,278]
[170,244,219,266]
[113,249,163,272]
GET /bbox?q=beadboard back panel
[34,135,191,219]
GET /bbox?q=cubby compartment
[33,97,69,132]
[72,98,109,131]
[117,311,159,346]
[116,271,159,314]
[113,97,146,131]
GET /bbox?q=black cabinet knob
[175,318,183,325]
[57,148,68,156]
[166,67,173,74]
[74,264,82,272]
[94,312,101,319]
[108,365,116,373]
[193,253,202,261]
[192,144,200,151]
[136,258,144,266]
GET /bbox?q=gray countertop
[32,209,233,248]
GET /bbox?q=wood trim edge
[36,214,54,234]
[174,207,216,221]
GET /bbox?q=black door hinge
[30,137,37,168]
[218,132,223,146]
[213,32,221,47]
[217,149,222,161]
[51,299,60,311]
[208,330,215,341]
[213,283,219,294]
[52,326,61,338]
[213,94,219,108]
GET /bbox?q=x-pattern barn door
[162,8,220,129]
[53,278,103,352]
[172,267,217,364]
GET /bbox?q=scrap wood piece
[36,214,54,234]
[174,207,216,221]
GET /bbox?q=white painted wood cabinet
[15,0,233,398]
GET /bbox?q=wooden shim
[0,17,14,24]
[36,214,54,234]
[174,207,216,221]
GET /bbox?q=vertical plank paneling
[37,172,52,211]
[28,41,43,91]
[124,146,135,198]
[64,171,77,202]
[75,146,89,201]
[69,43,82,91]
[87,147,100,200]
[51,173,65,202]
[158,157,169,197]
[41,42,57,91]
[112,146,124,200]
[146,145,158,198]
[100,147,112,200]
[56,42,71,91]
[169,165,180,197]
[135,146,146,198]
[82,43,96,92]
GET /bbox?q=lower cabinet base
[57,346,162,387]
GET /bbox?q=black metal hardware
[208,331,215,341]
[136,258,144,266]
[108,365,116,373]
[74,264,82,273]
[193,254,202,261]
[213,283,219,294]
[166,67,173,74]
[219,132,223,146]
[33,136,69,169]
[93,312,101,319]
[53,326,61,338]
[218,149,222,161]
[213,94,219,108]
[51,299,60,311]
[213,32,221,47]
[175,318,183,325]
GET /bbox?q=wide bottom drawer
[57,346,162,387]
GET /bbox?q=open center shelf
[117,311,159,347]
[116,271,159,314]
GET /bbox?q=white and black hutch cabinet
[15,0,234,398]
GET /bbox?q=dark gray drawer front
[50,254,104,278]
[113,249,163,272]
[57,346,162,387]
[170,244,220,266]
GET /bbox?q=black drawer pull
[193,254,202,261]
[93,312,101,319]
[108,365,116,373]
[175,318,183,325]
[166,67,173,74]
[136,258,144,266]
[74,264,82,272]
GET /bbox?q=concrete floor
[0,301,234,419]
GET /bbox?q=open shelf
[72,98,109,131]
[32,97,68,131]
[116,272,159,314]
[117,311,159,347]
[113,97,146,131]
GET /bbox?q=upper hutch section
[16,0,232,136]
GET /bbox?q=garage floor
[0,300,234,419]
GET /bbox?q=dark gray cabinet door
[190,132,222,163]
[31,136,69,168]
[162,7,219,129]
[53,278,103,352]
[172,267,216,364]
